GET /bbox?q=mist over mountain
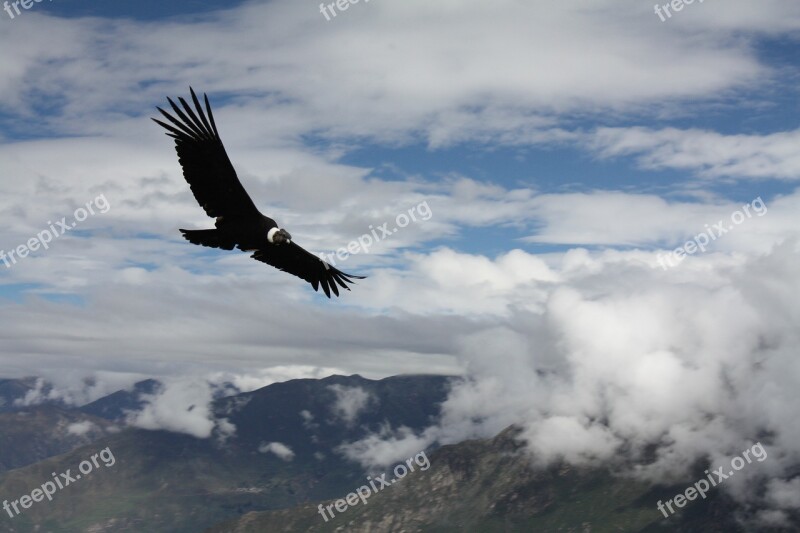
[0,374,795,532]
[0,378,66,413]
[0,374,453,532]
[79,379,161,421]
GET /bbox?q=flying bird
[153,88,365,298]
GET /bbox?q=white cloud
[328,385,373,425]
[339,238,800,519]
[337,424,431,470]
[125,379,234,439]
[765,478,800,510]
[215,417,237,445]
[208,366,348,394]
[1,185,798,384]
[10,375,138,408]
[66,420,98,437]
[12,378,53,407]
[592,127,800,180]
[258,441,295,461]
[522,190,791,250]
[0,0,793,148]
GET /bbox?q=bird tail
[179,229,235,250]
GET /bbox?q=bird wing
[251,243,365,298]
[152,88,261,220]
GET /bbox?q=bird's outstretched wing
[251,243,365,298]
[152,88,261,220]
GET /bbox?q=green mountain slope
[0,406,112,474]
[0,374,452,532]
[206,426,794,533]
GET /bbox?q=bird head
[268,228,292,245]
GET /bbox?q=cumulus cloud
[299,409,318,431]
[258,441,295,461]
[2,0,800,388]
[766,478,800,509]
[341,238,800,522]
[215,417,237,445]
[337,424,431,470]
[125,379,235,439]
[12,378,58,408]
[66,420,98,437]
[328,385,374,426]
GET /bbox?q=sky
[1,0,800,525]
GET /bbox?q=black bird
[153,88,365,298]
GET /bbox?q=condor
[153,88,364,298]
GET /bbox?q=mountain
[79,379,161,421]
[0,378,63,413]
[3,373,788,533]
[205,426,795,533]
[215,373,450,462]
[0,405,113,474]
[0,374,453,532]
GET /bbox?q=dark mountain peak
[211,374,453,465]
[321,373,365,381]
[133,378,161,393]
[0,376,40,387]
[79,378,162,421]
[491,424,526,450]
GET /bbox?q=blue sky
[42,0,247,20]
[1,3,800,514]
